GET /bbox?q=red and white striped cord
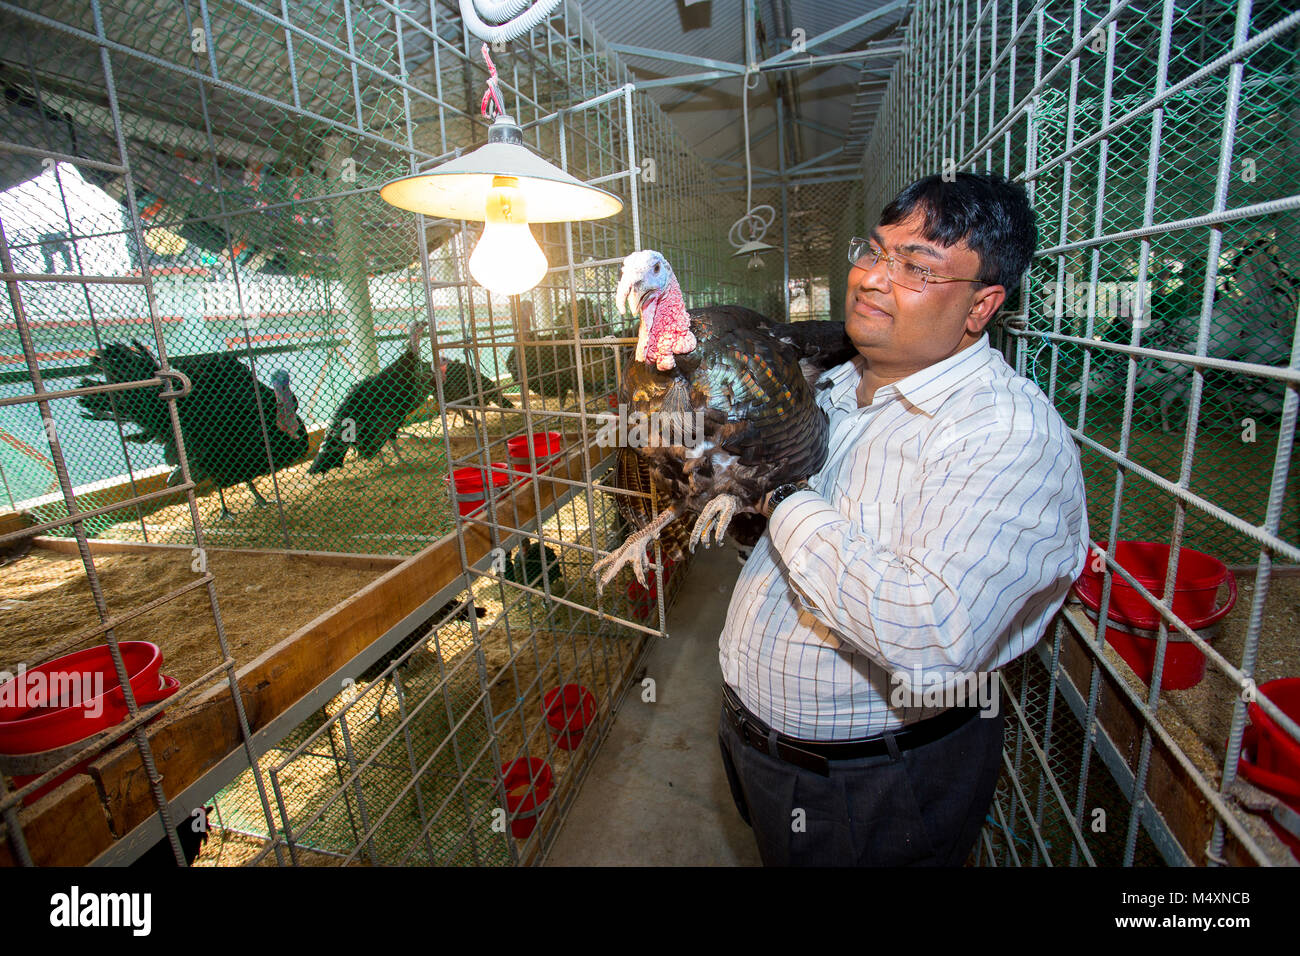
[479,43,506,118]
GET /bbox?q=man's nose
[852,256,891,293]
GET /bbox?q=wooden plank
[13,447,591,865]
[31,536,403,571]
[0,775,115,867]
[0,510,30,538]
[87,696,245,850]
[1057,613,1211,857]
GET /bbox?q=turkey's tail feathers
[612,448,694,564]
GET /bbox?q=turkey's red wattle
[642,280,695,371]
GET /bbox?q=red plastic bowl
[445,463,512,516]
[1246,678,1300,783]
[542,684,597,750]
[1237,682,1300,858]
[1073,541,1237,630]
[0,643,180,804]
[500,757,553,838]
[1103,627,1206,691]
[507,432,563,474]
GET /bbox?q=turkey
[592,249,857,591]
[436,353,515,427]
[309,322,432,474]
[77,342,308,518]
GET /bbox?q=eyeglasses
[847,236,986,293]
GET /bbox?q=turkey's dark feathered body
[310,342,429,472]
[619,306,856,530]
[613,447,695,562]
[78,343,308,490]
[439,359,514,424]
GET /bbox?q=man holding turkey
[717,171,1089,866]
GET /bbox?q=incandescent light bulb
[468,176,548,296]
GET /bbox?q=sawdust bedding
[0,548,387,688]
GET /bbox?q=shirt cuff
[768,489,837,557]
[768,490,844,613]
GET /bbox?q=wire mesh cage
[851,0,1299,866]
[0,0,756,867]
[3,0,1298,869]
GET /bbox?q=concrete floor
[544,543,763,866]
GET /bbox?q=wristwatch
[766,480,811,515]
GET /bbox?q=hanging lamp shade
[379,115,624,222]
[731,239,776,257]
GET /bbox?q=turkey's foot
[591,504,684,591]
[216,487,236,521]
[690,494,739,551]
[247,481,269,507]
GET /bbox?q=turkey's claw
[591,503,684,593]
[690,494,738,552]
[591,532,654,592]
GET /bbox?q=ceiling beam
[633,69,738,90]
[759,0,912,69]
[785,145,845,175]
[607,43,744,74]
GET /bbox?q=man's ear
[967,284,1006,334]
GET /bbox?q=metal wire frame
[0,0,288,867]
[1,0,767,865]
[850,0,1299,866]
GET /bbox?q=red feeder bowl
[0,642,180,805]
[500,757,553,838]
[542,684,597,750]
[445,463,511,516]
[1072,541,1237,690]
[1237,679,1300,857]
[507,432,563,474]
[627,560,676,620]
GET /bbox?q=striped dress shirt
[719,334,1089,740]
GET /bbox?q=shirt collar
[817,334,998,415]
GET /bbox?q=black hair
[878,171,1037,297]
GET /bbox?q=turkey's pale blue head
[270,370,300,437]
[617,249,676,318]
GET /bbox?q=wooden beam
[0,776,115,867]
[1055,605,1289,865]
[0,510,30,538]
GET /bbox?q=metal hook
[155,368,192,400]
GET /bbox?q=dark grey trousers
[718,695,1004,866]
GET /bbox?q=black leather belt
[722,682,981,777]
